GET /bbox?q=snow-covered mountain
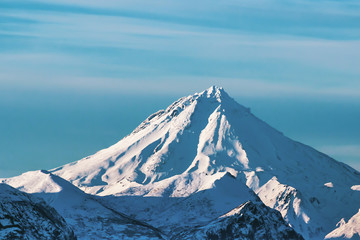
[0,183,75,240]
[2,86,360,239]
[46,86,360,239]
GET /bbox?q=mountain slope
[0,183,76,240]
[1,171,163,240]
[100,172,262,234]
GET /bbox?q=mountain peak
[199,85,229,102]
[204,85,225,94]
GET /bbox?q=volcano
[2,86,360,239]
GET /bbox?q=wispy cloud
[0,0,359,99]
[2,70,359,99]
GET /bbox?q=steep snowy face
[50,86,360,239]
[0,183,76,240]
[51,86,254,196]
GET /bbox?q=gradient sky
[1,0,359,177]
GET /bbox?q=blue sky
[0,0,359,177]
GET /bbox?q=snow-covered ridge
[0,183,76,240]
[325,209,360,239]
[1,170,164,239]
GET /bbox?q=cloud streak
[0,0,359,99]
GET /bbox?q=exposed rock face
[0,183,76,240]
[172,201,304,240]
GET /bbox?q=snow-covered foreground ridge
[2,86,360,239]
[0,183,75,240]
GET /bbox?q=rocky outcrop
[172,201,303,240]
